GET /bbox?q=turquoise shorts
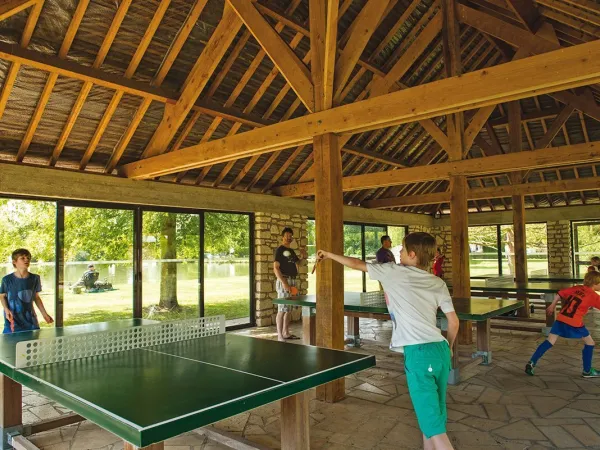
[404,341,451,439]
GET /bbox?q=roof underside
[0,0,599,215]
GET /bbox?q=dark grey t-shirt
[274,246,298,277]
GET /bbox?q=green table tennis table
[0,317,375,449]
[274,293,522,385]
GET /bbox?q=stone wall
[547,220,572,276]
[407,224,451,280]
[254,213,308,327]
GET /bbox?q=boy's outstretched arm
[317,250,368,272]
[445,311,459,348]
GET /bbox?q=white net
[359,291,386,306]
[15,316,225,369]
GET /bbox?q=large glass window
[142,212,200,321]
[468,226,500,276]
[468,223,548,277]
[204,213,251,327]
[306,220,316,295]
[573,221,600,278]
[64,206,133,325]
[364,225,387,291]
[344,224,364,292]
[0,199,56,326]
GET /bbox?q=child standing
[0,249,53,333]
[588,256,600,273]
[526,271,600,377]
[317,232,458,450]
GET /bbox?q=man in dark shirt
[376,235,396,264]
[273,227,306,341]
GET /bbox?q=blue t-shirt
[0,273,41,333]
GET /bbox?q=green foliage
[142,212,200,260]
[0,199,56,262]
[65,207,133,261]
[344,224,362,256]
[204,213,250,257]
[574,222,600,254]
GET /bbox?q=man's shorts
[404,341,451,439]
[550,320,590,338]
[276,277,297,313]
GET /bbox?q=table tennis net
[360,291,386,306]
[15,316,225,369]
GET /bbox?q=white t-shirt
[367,263,455,353]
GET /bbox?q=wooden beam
[535,104,575,148]
[310,0,338,112]
[142,5,242,159]
[0,0,37,21]
[228,0,314,112]
[118,39,600,179]
[363,175,600,208]
[505,0,542,33]
[333,0,390,100]
[314,133,345,402]
[275,142,600,196]
[512,192,529,316]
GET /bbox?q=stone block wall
[547,220,572,276]
[254,213,308,327]
[407,224,451,280]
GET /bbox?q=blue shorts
[550,320,590,339]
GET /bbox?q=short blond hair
[403,232,437,269]
[584,271,600,287]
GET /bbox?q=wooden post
[281,392,310,450]
[1,375,22,442]
[512,192,529,317]
[314,133,345,402]
[476,319,492,364]
[302,307,316,346]
[450,176,472,344]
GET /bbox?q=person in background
[588,256,600,273]
[0,248,53,333]
[432,247,445,278]
[376,235,396,264]
[273,227,306,342]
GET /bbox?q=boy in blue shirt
[317,232,458,450]
[0,249,53,333]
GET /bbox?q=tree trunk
[159,213,178,309]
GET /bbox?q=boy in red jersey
[526,271,600,377]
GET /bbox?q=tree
[159,213,178,309]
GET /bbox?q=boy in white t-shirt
[317,232,459,450]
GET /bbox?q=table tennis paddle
[311,259,319,275]
[289,286,299,296]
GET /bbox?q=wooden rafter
[0,0,38,21]
[50,0,132,166]
[141,4,242,159]
[227,0,314,112]
[0,0,43,121]
[15,0,89,162]
[505,0,543,33]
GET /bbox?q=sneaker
[525,361,535,376]
[582,368,600,378]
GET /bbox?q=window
[204,213,251,327]
[64,206,133,325]
[306,219,316,295]
[0,199,56,326]
[142,212,200,321]
[388,226,407,264]
[364,225,387,291]
[573,221,600,278]
[468,223,548,277]
[344,224,364,292]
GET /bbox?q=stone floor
[22,309,600,449]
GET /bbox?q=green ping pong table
[0,317,375,449]
[273,293,522,385]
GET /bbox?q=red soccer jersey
[556,285,600,328]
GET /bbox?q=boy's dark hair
[281,227,294,236]
[11,248,31,267]
[437,247,442,253]
[584,271,600,287]
[380,235,391,245]
[591,256,600,264]
[403,232,436,269]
